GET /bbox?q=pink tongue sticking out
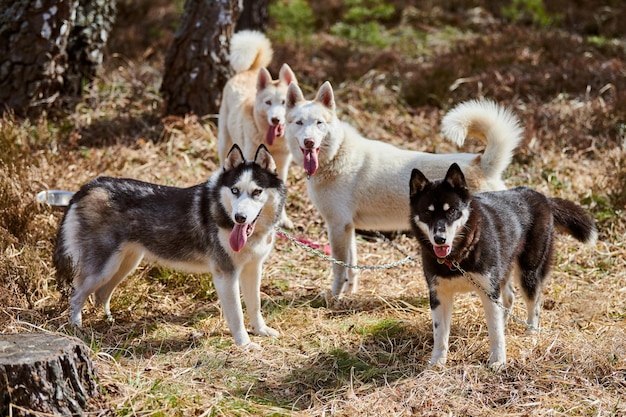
[433,245,451,258]
[303,148,319,176]
[229,224,248,252]
[266,125,281,146]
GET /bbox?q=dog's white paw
[70,314,83,328]
[104,313,115,324]
[253,325,279,338]
[279,215,294,230]
[525,326,539,335]
[322,289,338,307]
[428,357,447,368]
[488,360,506,372]
[241,341,263,351]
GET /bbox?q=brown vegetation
[1,1,624,415]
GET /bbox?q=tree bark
[0,333,106,416]
[0,0,116,117]
[0,0,75,116]
[236,0,269,32]
[64,0,117,97]
[161,0,242,117]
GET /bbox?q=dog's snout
[433,221,447,244]
[435,222,446,234]
[271,117,280,126]
[304,138,315,149]
[235,213,247,224]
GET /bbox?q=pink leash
[276,231,331,255]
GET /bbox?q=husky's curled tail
[442,100,524,182]
[228,30,273,74]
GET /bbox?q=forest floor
[1,1,625,415]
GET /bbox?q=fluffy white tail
[441,99,523,180]
[229,30,273,73]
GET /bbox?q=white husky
[218,30,298,228]
[285,81,524,296]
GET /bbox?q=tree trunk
[236,0,269,32]
[0,333,106,416]
[0,0,75,117]
[0,0,116,117]
[64,0,117,97]
[161,0,242,117]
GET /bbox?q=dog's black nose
[235,214,247,224]
[304,138,315,149]
[434,235,446,245]
[271,117,280,125]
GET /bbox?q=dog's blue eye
[231,187,239,195]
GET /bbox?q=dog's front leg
[275,153,294,229]
[240,260,279,338]
[429,287,453,367]
[213,273,255,348]
[478,291,507,370]
[328,223,358,296]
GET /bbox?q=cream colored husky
[285,81,524,296]
[218,30,298,228]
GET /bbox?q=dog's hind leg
[519,270,544,334]
[69,251,126,328]
[69,284,90,328]
[518,235,553,334]
[94,248,143,323]
[239,259,278,338]
[500,265,519,328]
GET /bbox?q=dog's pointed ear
[410,168,430,196]
[315,81,335,112]
[286,82,304,109]
[224,144,246,171]
[444,163,468,190]
[254,144,277,173]
[279,63,297,86]
[256,67,272,91]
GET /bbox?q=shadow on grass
[241,296,435,411]
[74,110,164,148]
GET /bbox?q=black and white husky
[54,144,286,349]
[409,163,597,369]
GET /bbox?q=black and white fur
[409,163,597,369]
[54,144,286,349]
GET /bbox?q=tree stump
[0,333,104,416]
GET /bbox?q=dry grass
[2,2,625,416]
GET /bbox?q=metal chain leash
[449,260,545,333]
[276,227,546,333]
[275,227,416,270]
